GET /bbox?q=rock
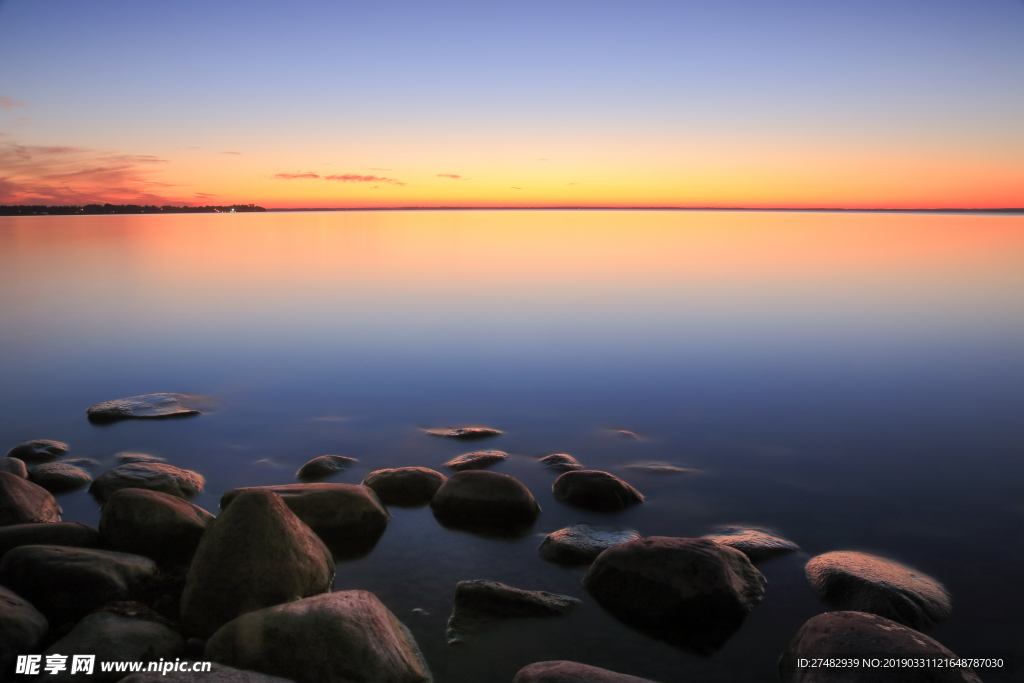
[445,580,580,645]
[0,472,62,526]
[426,427,502,440]
[0,585,48,681]
[444,450,507,471]
[779,611,982,682]
[622,462,692,475]
[86,393,201,423]
[583,537,766,654]
[36,611,184,682]
[538,523,641,565]
[28,462,93,493]
[205,591,432,683]
[805,551,951,631]
[295,455,357,480]
[119,664,296,683]
[116,452,166,464]
[430,470,541,535]
[5,439,69,462]
[89,463,205,503]
[0,522,100,560]
[63,458,101,468]
[362,467,446,506]
[99,489,215,565]
[0,545,159,624]
[702,527,800,562]
[0,457,27,478]
[552,471,643,512]
[220,483,389,559]
[513,661,658,683]
[538,454,584,472]
[180,489,335,639]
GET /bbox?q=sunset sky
[1,0,1022,209]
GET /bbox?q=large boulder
[6,439,68,462]
[295,455,357,480]
[445,580,580,645]
[425,427,501,440]
[0,457,27,478]
[99,489,215,565]
[28,462,93,493]
[119,664,296,682]
[430,471,540,535]
[86,393,201,423]
[538,523,641,565]
[362,468,446,507]
[552,471,643,512]
[0,545,158,624]
[513,661,658,683]
[0,471,62,526]
[779,611,981,682]
[206,591,432,683]
[89,463,205,503]
[180,489,335,639]
[538,454,584,473]
[805,551,951,631]
[0,585,48,682]
[701,526,799,562]
[0,522,99,560]
[583,537,766,654]
[444,450,507,471]
[220,483,389,559]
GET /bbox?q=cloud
[0,95,27,109]
[221,151,241,155]
[273,172,321,180]
[510,186,522,189]
[437,174,463,179]
[324,174,405,186]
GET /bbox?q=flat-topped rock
[119,664,296,683]
[0,457,27,478]
[0,522,99,560]
[426,427,502,440]
[100,488,215,565]
[539,523,641,565]
[446,579,580,645]
[0,471,62,526]
[6,439,68,462]
[431,470,540,535]
[89,462,205,503]
[362,467,446,506]
[86,393,200,423]
[444,450,507,471]
[295,455,357,480]
[115,452,166,464]
[552,470,644,512]
[0,585,48,679]
[514,661,659,683]
[702,526,799,562]
[805,551,951,631]
[28,462,93,492]
[623,462,692,475]
[538,454,584,472]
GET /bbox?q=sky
[1,0,1022,209]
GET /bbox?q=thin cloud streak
[437,174,463,179]
[324,174,405,186]
[0,95,28,109]
[273,172,321,180]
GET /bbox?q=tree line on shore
[0,204,266,216]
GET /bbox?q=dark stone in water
[6,439,69,462]
[538,453,584,472]
[0,585,48,679]
[538,523,641,565]
[445,579,580,645]
[181,489,335,639]
[430,470,541,536]
[99,488,215,566]
[116,452,166,464]
[623,462,692,475]
[0,471,62,526]
[779,611,981,682]
[120,664,296,683]
[805,551,951,631]
[514,661,658,683]
[552,470,644,512]
[0,457,27,478]
[0,544,159,624]
[204,591,432,683]
[86,393,200,423]
[295,455,357,480]
[426,427,502,440]
[701,526,800,562]
[583,537,766,655]
[28,462,93,492]
[63,458,101,469]
[89,462,205,503]
[0,522,99,561]
[444,450,507,471]
[362,467,446,506]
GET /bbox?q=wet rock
[116,452,166,464]
[205,591,432,683]
[0,585,48,681]
[220,483,389,559]
[702,526,800,562]
[0,471,62,526]
[583,537,766,655]
[86,393,201,423]
[63,458,101,469]
[295,455,357,480]
[181,489,335,639]
[0,545,159,624]
[120,664,296,683]
[99,489,215,566]
[514,661,658,683]
[430,470,541,535]
[362,467,446,506]
[444,450,507,471]
[538,454,584,472]
[426,427,502,440]
[0,457,27,478]
[445,580,580,645]
[0,522,99,560]
[6,439,69,462]
[89,462,205,503]
[538,523,641,565]
[552,470,644,512]
[623,462,692,475]
[779,611,981,683]
[28,462,93,493]
[805,551,951,631]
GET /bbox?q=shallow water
[1,210,1022,682]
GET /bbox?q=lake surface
[1,210,1022,682]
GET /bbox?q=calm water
[1,210,1022,682]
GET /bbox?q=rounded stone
[701,526,800,562]
[99,488,215,565]
[28,462,93,493]
[430,470,541,534]
[6,439,69,462]
[426,427,502,440]
[552,470,644,512]
[514,661,658,683]
[89,462,205,503]
[0,457,27,478]
[0,585,48,679]
[538,454,584,472]
[86,393,201,422]
[444,450,507,471]
[0,521,100,561]
[362,467,446,506]
[539,523,641,565]
[0,471,62,526]
[295,455,357,480]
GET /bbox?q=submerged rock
[89,462,205,503]
[514,661,658,683]
[28,462,93,493]
[362,467,446,506]
[702,526,799,562]
[115,452,166,464]
[623,462,692,475]
[805,551,951,631]
[584,537,766,655]
[445,579,580,645]
[205,591,432,683]
[0,471,62,526]
[0,457,27,478]
[426,427,502,440]
[0,522,99,560]
[552,470,644,512]
[431,470,540,535]
[6,439,69,462]
[86,393,200,423]
[538,454,584,472]
[444,450,507,471]
[538,523,641,565]
[181,489,335,639]
[99,488,215,566]
[779,611,981,682]
[295,455,357,480]
[120,664,296,683]
[0,585,48,680]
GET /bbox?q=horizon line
[262,206,1024,214]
